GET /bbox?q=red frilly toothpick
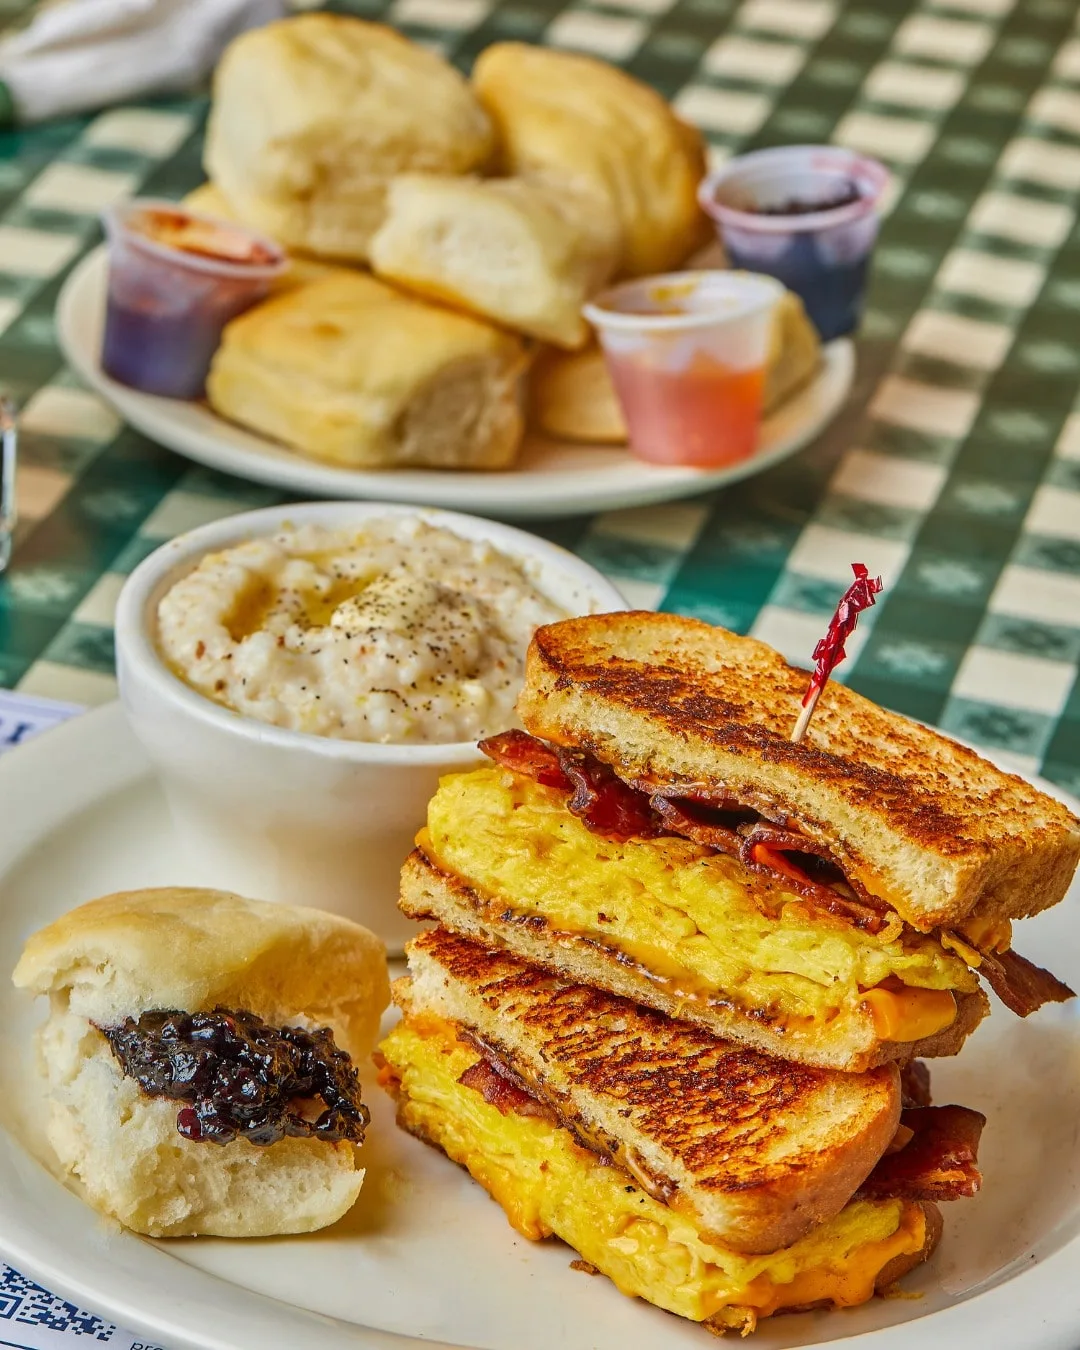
[791,563,882,744]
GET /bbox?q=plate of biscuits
[56,15,854,518]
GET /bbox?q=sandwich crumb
[879,1282,924,1301]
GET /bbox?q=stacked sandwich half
[378,612,1080,1336]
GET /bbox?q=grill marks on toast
[546,654,989,856]
[408,927,897,1196]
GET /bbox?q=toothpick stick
[791,563,882,745]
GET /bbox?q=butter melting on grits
[380,1018,925,1330]
[424,768,978,1028]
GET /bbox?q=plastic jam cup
[698,146,889,342]
[583,271,784,468]
[100,199,286,400]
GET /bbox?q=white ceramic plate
[56,248,854,519]
[3,705,1080,1350]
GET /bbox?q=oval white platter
[56,248,854,519]
[2,703,1080,1350]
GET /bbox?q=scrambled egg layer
[426,768,977,1031]
[381,1017,926,1332]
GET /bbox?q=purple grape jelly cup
[698,146,889,342]
[100,199,286,400]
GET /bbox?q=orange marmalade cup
[583,271,783,467]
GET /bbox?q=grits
[155,518,567,743]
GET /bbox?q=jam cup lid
[583,270,784,335]
[699,145,889,236]
[102,197,288,280]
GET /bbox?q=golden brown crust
[876,1201,942,1289]
[400,850,989,1074]
[403,926,902,1253]
[517,612,1080,931]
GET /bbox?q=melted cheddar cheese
[380,1017,927,1334]
[426,768,977,1039]
[861,987,957,1042]
[959,915,1012,954]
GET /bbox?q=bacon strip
[741,825,892,934]
[858,1105,985,1202]
[479,731,662,839]
[458,1058,557,1122]
[478,729,570,791]
[652,796,742,852]
[977,947,1075,1017]
[899,1060,932,1110]
[556,749,664,840]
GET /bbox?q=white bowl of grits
[114,502,625,948]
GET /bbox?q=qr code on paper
[0,691,82,758]
[0,1265,113,1340]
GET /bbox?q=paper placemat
[0,690,82,755]
[0,1263,161,1350]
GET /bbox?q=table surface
[0,0,1079,792]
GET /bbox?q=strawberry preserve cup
[583,271,783,468]
[101,199,286,400]
[698,146,888,342]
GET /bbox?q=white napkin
[0,0,288,124]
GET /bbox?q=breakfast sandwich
[13,887,389,1237]
[401,612,1078,1072]
[378,928,985,1335]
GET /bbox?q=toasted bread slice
[517,612,1080,932]
[402,926,902,1253]
[380,1009,937,1332]
[400,849,990,1073]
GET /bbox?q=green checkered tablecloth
[0,0,1079,791]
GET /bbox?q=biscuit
[13,887,390,1237]
[371,174,617,348]
[473,43,709,277]
[207,270,529,470]
[204,14,494,261]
